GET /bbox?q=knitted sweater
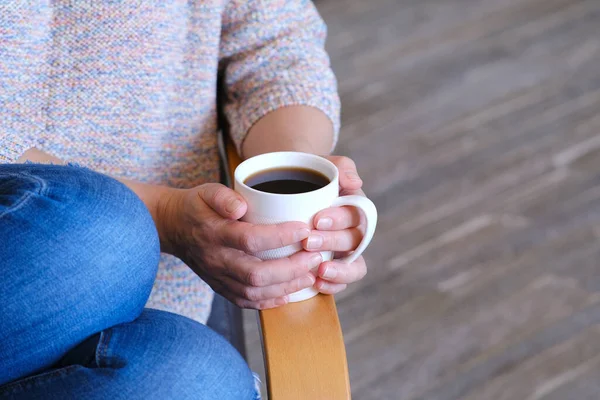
[0,0,340,323]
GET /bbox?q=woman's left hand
[301,156,369,294]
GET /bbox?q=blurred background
[246,0,600,398]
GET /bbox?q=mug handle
[328,195,378,264]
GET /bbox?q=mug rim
[234,151,339,198]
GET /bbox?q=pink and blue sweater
[0,0,340,323]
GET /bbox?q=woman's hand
[161,184,320,309]
[301,156,369,294]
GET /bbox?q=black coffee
[245,167,330,194]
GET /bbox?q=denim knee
[0,164,160,384]
[35,164,156,311]
[60,165,161,316]
[113,309,256,399]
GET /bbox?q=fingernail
[345,171,361,182]
[309,254,323,269]
[302,274,316,287]
[322,266,337,279]
[276,296,288,306]
[316,217,333,230]
[306,235,324,249]
[226,199,243,214]
[294,228,311,242]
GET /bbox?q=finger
[224,250,322,287]
[327,156,363,190]
[198,183,247,220]
[340,187,366,197]
[223,274,316,302]
[303,228,362,252]
[240,297,289,310]
[315,278,347,295]
[201,275,280,309]
[317,257,367,284]
[221,220,310,253]
[227,292,289,310]
[313,206,364,231]
[204,275,289,309]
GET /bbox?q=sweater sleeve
[219,0,340,154]
[0,135,34,163]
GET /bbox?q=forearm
[242,106,335,159]
[16,148,177,253]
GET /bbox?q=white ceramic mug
[234,152,377,302]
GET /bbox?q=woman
[0,1,370,398]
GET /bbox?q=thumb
[199,183,247,220]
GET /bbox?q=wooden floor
[244,0,600,398]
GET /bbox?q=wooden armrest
[260,294,351,399]
[225,138,351,400]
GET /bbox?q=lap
[0,309,256,400]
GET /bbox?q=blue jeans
[0,164,257,399]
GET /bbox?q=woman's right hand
[159,183,320,309]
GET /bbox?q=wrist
[121,178,184,255]
[154,186,186,256]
